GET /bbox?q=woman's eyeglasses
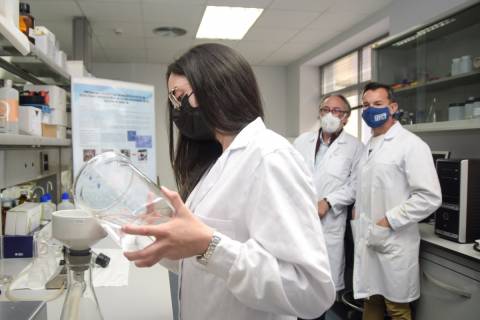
[168,88,193,110]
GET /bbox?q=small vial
[19,3,35,43]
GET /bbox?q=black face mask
[171,95,214,140]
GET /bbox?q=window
[320,40,381,142]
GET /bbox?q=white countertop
[419,223,480,262]
[0,236,173,320]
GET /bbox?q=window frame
[319,35,387,140]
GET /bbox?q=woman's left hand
[122,186,214,267]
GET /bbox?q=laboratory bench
[416,223,480,320]
[0,236,173,320]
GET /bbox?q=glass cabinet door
[374,3,480,130]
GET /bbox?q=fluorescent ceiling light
[196,6,263,40]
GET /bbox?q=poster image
[72,77,156,181]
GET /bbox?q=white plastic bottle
[40,194,55,220]
[0,79,19,134]
[57,192,75,210]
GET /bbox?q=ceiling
[24,0,392,66]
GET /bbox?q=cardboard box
[42,123,57,138]
[23,85,67,111]
[5,202,42,236]
[19,106,42,136]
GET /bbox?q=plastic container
[40,193,56,220]
[451,58,461,76]
[73,151,173,247]
[57,192,75,211]
[448,102,464,121]
[0,80,19,134]
[473,98,480,119]
[464,97,476,120]
[459,55,473,74]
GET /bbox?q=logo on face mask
[320,112,342,134]
[362,106,390,128]
[374,113,388,122]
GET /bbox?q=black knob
[95,253,111,268]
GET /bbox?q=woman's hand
[122,186,214,267]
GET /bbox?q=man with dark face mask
[351,82,442,320]
[293,94,364,320]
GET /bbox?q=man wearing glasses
[294,94,364,320]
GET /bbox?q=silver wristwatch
[197,232,221,266]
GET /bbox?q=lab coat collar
[311,128,346,144]
[227,117,266,151]
[187,117,265,211]
[384,121,402,141]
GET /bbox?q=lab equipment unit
[52,209,107,320]
[73,151,173,247]
[435,159,480,243]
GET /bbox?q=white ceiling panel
[23,0,82,21]
[91,21,144,38]
[270,0,332,12]
[264,42,320,64]
[236,40,283,64]
[22,0,393,66]
[145,37,192,50]
[254,9,320,29]
[141,2,205,26]
[290,27,341,44]
[106,50,147,63]
[308,10,370,30]
[206,0,271,7]
[330,0,391,14]
[78,2,142,22]
[147,46,191,64]
[97,35,144,49]
[243,27,298,43]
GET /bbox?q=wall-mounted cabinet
[374,3,480,133]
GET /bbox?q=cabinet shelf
[404,118,480,132]
[394,70,480,94]
[0,133,71,147]
[0,17,70,86]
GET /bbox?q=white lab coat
[174,118,335,320]
[351,122,441,303]
[293,130,364,291]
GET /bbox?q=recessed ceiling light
[196,6,263,40]
[152,26,187,37]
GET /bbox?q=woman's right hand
[122,186,214,267]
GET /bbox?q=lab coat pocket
[367,224,392,254]
[327,156,350,179]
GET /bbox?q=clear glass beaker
[73,152,173,248]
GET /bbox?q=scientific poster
[71,77,156,181]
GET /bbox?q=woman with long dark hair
[122,43,335,320]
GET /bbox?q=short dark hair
[320,94,351,116]
[362,82,396,102]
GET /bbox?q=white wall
[288,0,477,136]
[91,62,288,190]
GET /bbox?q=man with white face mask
[294,94,364,320]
